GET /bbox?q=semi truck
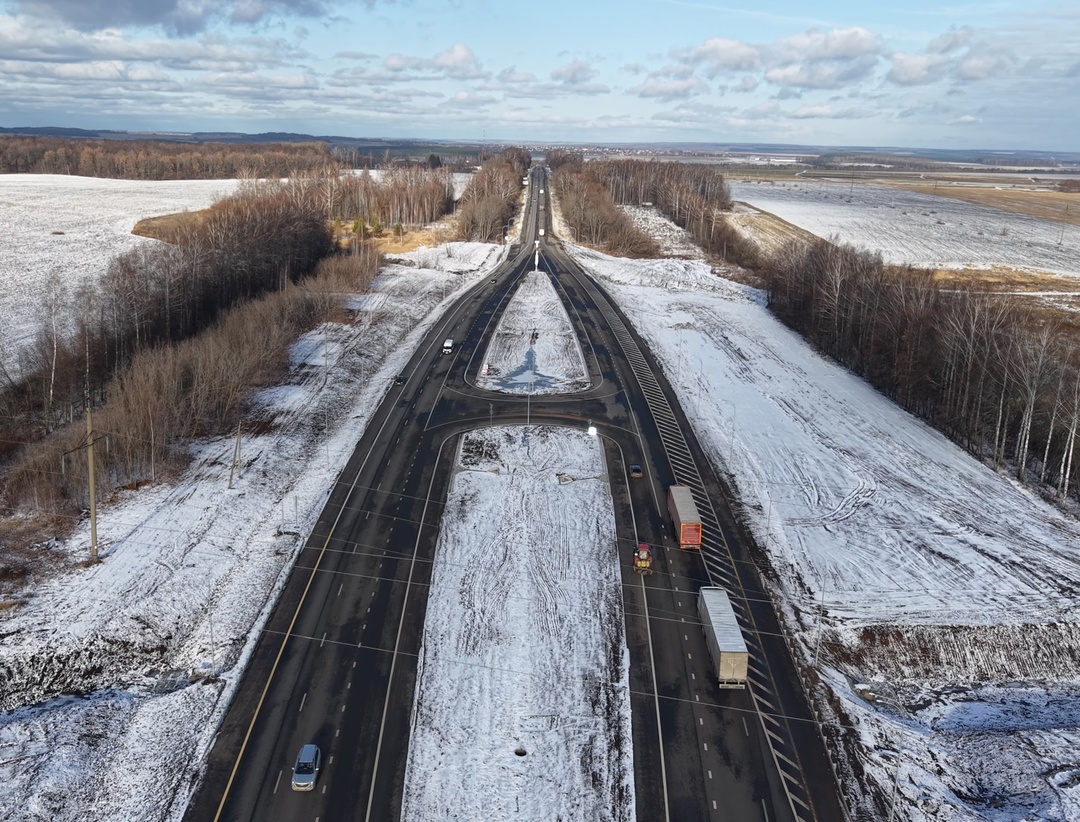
[667,485,702,549]
[697,586,749,689]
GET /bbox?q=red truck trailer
[667,485,702,549]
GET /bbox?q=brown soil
[131,210,204,243]
[883,182,1080,226]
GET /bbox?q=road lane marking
[743,717,750,737]
[299,692,307,712]
[338,583,344,596]
[320,632,327,647]
[273,770,282,794]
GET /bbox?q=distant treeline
[0,136,336,179]
[549,153,759,266]
[456,148,531,242]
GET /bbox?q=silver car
[291,743,321,791]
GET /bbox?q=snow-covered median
[401,426,633,821]
[476,269,588,394]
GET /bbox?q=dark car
[629,464,643,478]
[394,374,407,385]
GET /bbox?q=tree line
[0,171,414,518]
[766,238,1080,499]
[0,136,337,179]
[551,154,760,267]
[456,148,531,242]
[540,155,1080,504]
[548,151,659,256]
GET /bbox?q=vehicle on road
[291,744,321,791]
[633,543,653,575]
[394,374,407,385]
[698,587,748,689]
[442,338,454,354]
[629,464,643,478]
[667,485,702,549]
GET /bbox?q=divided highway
[183,165,844,822]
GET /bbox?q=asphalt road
[183,166,843,822]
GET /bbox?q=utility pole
[86,405,98,563]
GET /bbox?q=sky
[0,0,1078,151]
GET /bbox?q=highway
[183,164,844,822]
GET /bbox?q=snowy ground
[3,174,1080,821]
[0,175,238,377]
[0,240,508,821]
[562,207,1080,820]
[401,426,633,821]
[475,269,589,394]
[729,178,1080,276]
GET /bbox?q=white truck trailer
[697,586,749,689]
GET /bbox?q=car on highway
[291,744,321,791]
[629,464,643,478]
[394,374,407,385]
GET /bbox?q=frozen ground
[0,175,238,377]
[401,426,633,821]
[475,269,589,394]
[0,240,508,821]
[562,208,1080,820]
[729,178,1080,276]
[3,176,1079,821]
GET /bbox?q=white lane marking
[743,717,750,737]
[299,692,307,712]
[338,583,344,596]
[273,770,282,794]
[320,632,327,647]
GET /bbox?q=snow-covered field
[4,171,1080,821]
[0,240,508,821]
[401,426,633,821]
[0,175,238,376]
[475,269,589,394]
[729,178,1080,275]
[565,205,1080,821]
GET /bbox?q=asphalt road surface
[183,166,844,822]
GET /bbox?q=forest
[547,154,1080,504]
[0,165,460,522]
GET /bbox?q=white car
[291,744,321,791]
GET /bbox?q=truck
[697,586,748,689]
[667,485,702,549]
[632,543,653,575]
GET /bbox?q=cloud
[442,90,495,108]
[928,26,974,55]
[551,59,596,85]
[496,66,535,84]
[887,52,950,86]
[629,75,707,101]
[765,54,878,89]
[955,48,1015,80]
[678,37,760,76]
[383,43,489,80]
[948,114,980,125]
[11,0,352,35]
[775,27,882,62]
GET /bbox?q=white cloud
[551,59,596,85]
[765,54,878,89]
[887,52,950,86]
[629,76,707,101]
[955,49,1015,81]
[948,114,981,125]
[681,37,760,76]
[774,27,883,62]
[383,43,488,80]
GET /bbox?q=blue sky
[0,0,1077,150]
